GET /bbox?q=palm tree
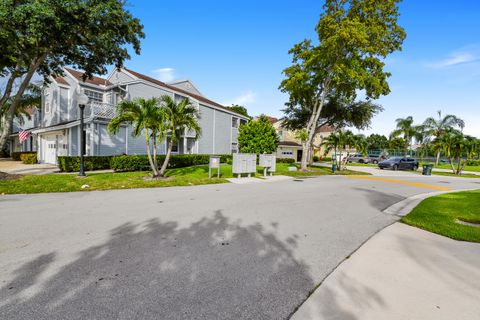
[413,124,431,163]
[108,98,165,177]
[423,111,464,165]
[321,130,355,170]
[353,134,368,156]
[157,95,201,177]
[390,116,415,155]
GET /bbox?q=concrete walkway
[291,222,480,320]
[0,158,58,175]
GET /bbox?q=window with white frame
[167,137,179,153]
[44,93,50,113]
[84,89,103,103]
[232,117,239,128]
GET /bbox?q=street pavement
[0,170,478,319]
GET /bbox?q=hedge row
[57,154,232,172]
[276,157,296,163]
[58,156,114,172]
[11,151,36,161]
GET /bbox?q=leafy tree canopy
[238,115,278,154]
[226,105,250,118]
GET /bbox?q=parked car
[378,157,419,171]
[347,153,370,164]
[367,154,386,164]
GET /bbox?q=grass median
[402,189,480,242]
[0,163,369,194]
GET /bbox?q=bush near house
[58,156,114,172]
[57,154,232,172]
[20,153,37,164]
[11,151,36,161]
[313,156,320,162]
[276,158,295,164]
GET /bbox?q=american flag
[19,130,29,143]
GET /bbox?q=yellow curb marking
[347,175,452,191]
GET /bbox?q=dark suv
[378,157,419,171]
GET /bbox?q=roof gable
[64,68,112,87]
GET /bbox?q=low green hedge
[58,154,232,172]
[58,156,114,172]
[313,156,320,162]
[20,153,37,164]
[11,151,36,161]
[111,154,231,172]
[276,157,295,163]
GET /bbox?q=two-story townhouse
[31,67,249,164]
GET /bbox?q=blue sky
[123,0,480,137]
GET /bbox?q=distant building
[271,118,334,161]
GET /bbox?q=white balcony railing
[85,102,116,119]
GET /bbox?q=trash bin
[332,163,337,173]
[422,164,433,176]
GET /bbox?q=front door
[297,149,303,162]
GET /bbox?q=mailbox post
[209,156,221,178]
[259,154,276,177]
[232,153,257,178]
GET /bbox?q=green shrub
[313,156,320,162]
[466,160,480,166]
[276,157,295,163]
[111,154,231,172]
[57,156,113,172]
[20,153,37,164]
[57,154,232,172]
[323,156,332,162]
[11,151,36,161]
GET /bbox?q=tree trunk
[301,80,331,171]
[0,55,45,151]
[456,157,462,175]
[448,157,455,174]
[152,132,159,174]
[145,129,159,176]
[0,67,20,115]
[159,140,173,177]
[435,150,441,166]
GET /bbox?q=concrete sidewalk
[0,158,58,175]
[291,223,480,320]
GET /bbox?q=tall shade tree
[108,98,165,177]
[390,116,416,154]
[366,134,388,150]
[237,115,278,155]
[423,111,465,165]
[279,0,405,171]
[0,0,144,151]
[157,95,201,177]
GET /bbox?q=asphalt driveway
[0,174,477,319]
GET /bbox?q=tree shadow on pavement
[0,211,313,320]
[353,187,405,211]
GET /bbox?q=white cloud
[428,52,477,69]
[151,68,175,82]
[224,91,256,106]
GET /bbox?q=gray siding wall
[59,87,69,122]
[95,123,127,156]
[214,111,231,154]
[126,127,166,155]
[197,105,214,154]
[109,69,135,84]
[127,83,171,100]
[70,126,79,155]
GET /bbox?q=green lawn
[428,171,480,178]
[0,163,369,194]
[402,190,480,242]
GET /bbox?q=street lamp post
[77,91,89,177]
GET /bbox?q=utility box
[209,156,221,178]
[232,153,257,178]
[259,154,276,176]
